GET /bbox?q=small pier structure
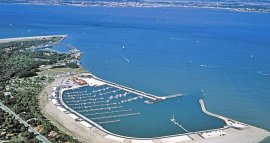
[170,114,190,133]
[170,114,194,140]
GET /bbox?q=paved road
[0,102,51,143]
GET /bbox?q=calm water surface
[0,3,269,137]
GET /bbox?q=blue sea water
[62,84,225,137]
[0,3,270,137]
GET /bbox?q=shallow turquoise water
[0,3,270,136]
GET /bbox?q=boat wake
[118,52,130,63]
[169,37,184,41]
[256,71,269,76]
[200,64,223,68]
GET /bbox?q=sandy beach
[40,76,122,143]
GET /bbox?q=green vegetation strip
[0,36,81,143]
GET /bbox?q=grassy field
[38,67,86,77]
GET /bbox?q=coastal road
[0,102,51,143]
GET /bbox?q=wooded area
[0,37,80,143]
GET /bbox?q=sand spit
[0,35,67,44]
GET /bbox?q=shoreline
[39,75,120,143]
[40,70,270,143]
[0,35,68,44]
[0,2,269,13]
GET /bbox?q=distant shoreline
[0,1,269,13]
[0,35,68,44]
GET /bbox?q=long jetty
[199,99,230,124]
[92,75,162,101]
[89,73,183,103]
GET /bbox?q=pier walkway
[199,99,249,130]
[199,99,230,125]
[91,75,162,101]
[86,73,183,103]
[171,116,190,133]
[170,115,194,140]
[164,93,183,99]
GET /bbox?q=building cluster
[71,77,87,85]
